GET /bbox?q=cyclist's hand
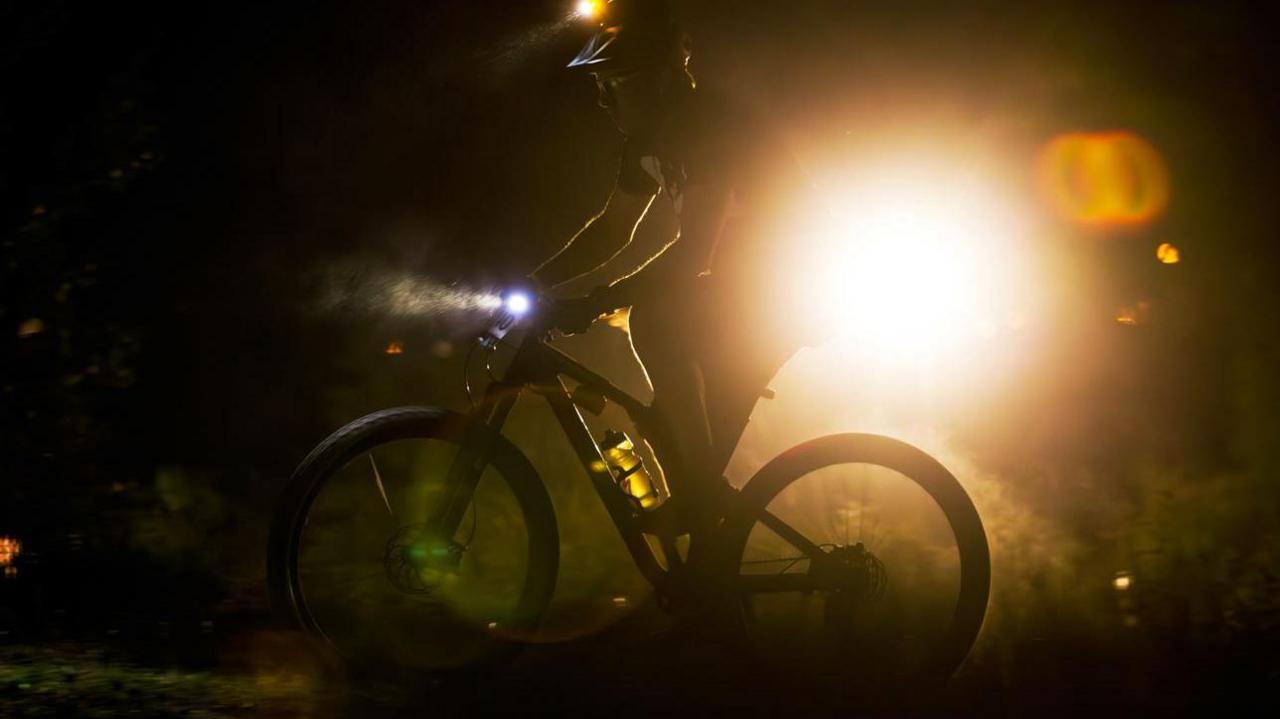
[548,286,616,336]
[548,296,601,336]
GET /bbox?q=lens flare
[16,318,44,338]
[1036,131,1170,228]
[1115,301,1149,326]
[1156,242,1180,264]
[0,536,20,569]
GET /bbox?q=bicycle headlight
[505,292,531,316]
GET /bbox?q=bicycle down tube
[527,341,673,590]
[426,334,673,591]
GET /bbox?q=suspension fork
[423,352,526,540]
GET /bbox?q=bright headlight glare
[505,292,531,316]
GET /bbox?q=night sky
[3,1,1280,716]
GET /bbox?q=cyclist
[532,0,815,547]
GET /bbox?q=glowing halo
[1036,131,1170,229]
[505,292,531,316]
[789,159,1029,362]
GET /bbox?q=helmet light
[575,0,606,21]
[505,292,532,316]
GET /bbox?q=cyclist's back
[618,81,811,296]
[618,82,811,444]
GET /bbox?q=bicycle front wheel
[268,407,559,672]
[719,433,989,692]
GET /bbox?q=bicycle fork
[422,383,520,543]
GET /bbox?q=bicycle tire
[719,433,990,688]
[267,406,559,671]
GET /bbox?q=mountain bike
[267,287,990,688]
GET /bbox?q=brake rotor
[808,543,888,636]
[384,524,465,594]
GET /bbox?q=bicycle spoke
[818,467,837,541]
[368,453,395,518]
[298,558,385,573]
[298,570,389,600]
[842,474,850,546]
[300,568,385,582]
[858,475,867,543]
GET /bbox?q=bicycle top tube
[476,286,758,473]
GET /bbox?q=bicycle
[267,287,991,688]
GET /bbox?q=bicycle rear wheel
[719,433,989,692]
[268,407,559,672]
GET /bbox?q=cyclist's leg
[701,352,784,468]
[627,289,719,531]
[697,276,798,467]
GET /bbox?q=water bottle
[600,430,663,510]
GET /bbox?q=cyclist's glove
[549,285,620,336]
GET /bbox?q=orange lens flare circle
[1037,131,1170,228]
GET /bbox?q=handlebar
[479,288,552,348]
[479,282,624,349]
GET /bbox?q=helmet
[567,0,686,75]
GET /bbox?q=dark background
[3,0,1280,715]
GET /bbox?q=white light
[575,1,600,19]
[801,161,1025,361]
[505,292,531,316]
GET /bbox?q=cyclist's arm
[606,184,733,304]
[530,188,655,292]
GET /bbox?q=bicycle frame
[434,330,680,594]
[427,328,844,602]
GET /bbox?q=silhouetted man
[534,0,815,545]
